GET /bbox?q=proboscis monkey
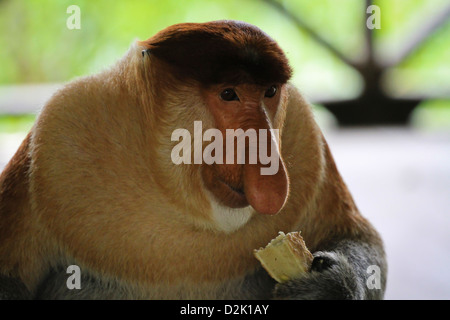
[0,20,386,299]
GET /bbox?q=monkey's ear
[141,49,151,57]
[138,40,152,57]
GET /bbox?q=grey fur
[273,240,387,300]
[0,275,32,300]
[0,238,386,300]
[0,237,386,300]
[34,268,132,300]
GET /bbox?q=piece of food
[254,231,313,283]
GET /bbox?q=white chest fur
[209,200,254,233]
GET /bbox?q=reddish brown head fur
[139,20,292,86]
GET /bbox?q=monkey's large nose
[243,156,289,215]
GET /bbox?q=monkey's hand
[273,251,361,300]
[273,241,386,300]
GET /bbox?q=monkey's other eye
[265,85,277,98]
[220,88,239,101]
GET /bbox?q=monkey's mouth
[201,165,250,209]
[217,178,249,208]
[226,183,245,196]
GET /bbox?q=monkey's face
[200,83,289,216]
[139,20,293,219]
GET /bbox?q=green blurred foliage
[0,0,448,109]
[1,0,310,84]
[0,114,35,133]
[376,0,450,97]
[412,99,450,129]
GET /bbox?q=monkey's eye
[265,85,277,98]
[220,88,239,101]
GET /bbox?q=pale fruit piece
[254,231,313,283]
